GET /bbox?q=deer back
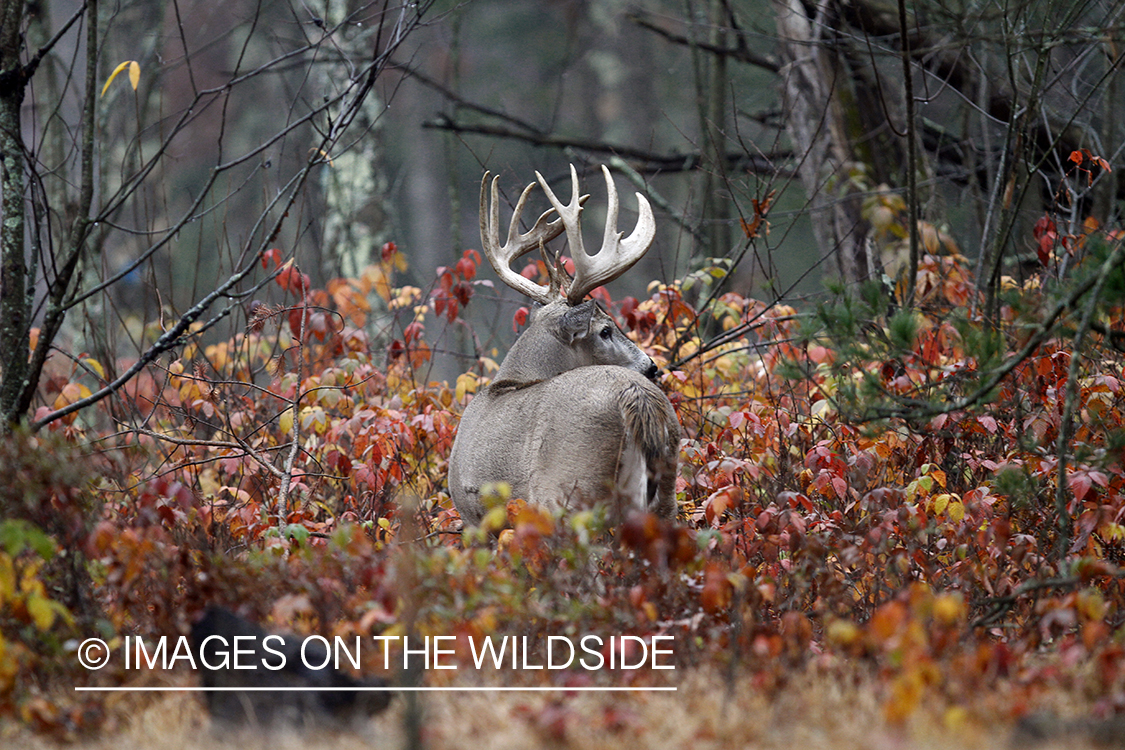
[449,366,680,526]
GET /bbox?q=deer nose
[645,361,659,380]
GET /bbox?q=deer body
[448,166,681,526]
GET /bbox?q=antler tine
[479,172,568,305]
[535,164,586,275]
[536,164,656,305]
[540,243,566,299]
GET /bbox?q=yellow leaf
[102,60,140,97]
[26,594,55,630]
[1100,522,1125,541]
[931,493,950,516]
[308,148,334,167]
[0,554,14,602]
[1077,588,1107,621]
[947,499,965,523]
[0,637,18,689]
[906,476,931,502]
[943,706,969,731]
[481,505,508,534]
[53,382,92,411]
[825,618,862,648]
[318,388,341,408]
[932,592,965,625]
[299,406,327,434]
[82,358,105,380]
[921,222,940,253]
[278,408,294,435]
[455,372,477,402]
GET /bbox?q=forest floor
[5,664,1106,750]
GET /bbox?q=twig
[971,568,1124,629]
[1053,236,1125,557]
[423,114,786,176]
[898,0,920,308]
[627,10,780,72]
[276,289,310,516]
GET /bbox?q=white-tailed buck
[448,164,681,527]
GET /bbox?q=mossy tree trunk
[0,0,29,428]
[0,0,97,431]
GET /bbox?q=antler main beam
[480,164,654,305]
[535,164,656,305]
[479,173,570,305]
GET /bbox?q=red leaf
[1069,472,1093,501]
[261,247,282,269]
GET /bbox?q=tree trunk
[774,0,874,286]
[0,0,29,428]
[317,2,391,282]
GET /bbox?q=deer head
[479,164,658,384]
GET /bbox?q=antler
[479,172,570,305]
[535,164,656,305]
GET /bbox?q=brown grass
[6,664,1105,750]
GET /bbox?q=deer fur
[447,165,681,526]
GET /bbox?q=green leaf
[284,524,310,544]
[0,520,55,561]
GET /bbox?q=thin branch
[1053,237,1125,557]
[29,154,329,431]
[898,0,920,308]
[972,568,1124,629]
[423,114,787,176]
[276,287,310,516]
[627,10,780,72]
[390,59,547,136]
[22,0,88,79]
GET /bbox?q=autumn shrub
[0,429,102,711]
[16,177,1125,736]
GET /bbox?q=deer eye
[599,325,613,340]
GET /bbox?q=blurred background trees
[1,0,1123,427]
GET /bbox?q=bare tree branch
[627,9,780,73]
[423,114,787,176]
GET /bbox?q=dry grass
[6,664,1108,750]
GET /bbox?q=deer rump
[449,365,680,527]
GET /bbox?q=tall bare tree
[0,0,432,431]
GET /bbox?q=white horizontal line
[74,686,677,692]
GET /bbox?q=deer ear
[557,301,596,343]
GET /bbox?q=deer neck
[494,324,582,385]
